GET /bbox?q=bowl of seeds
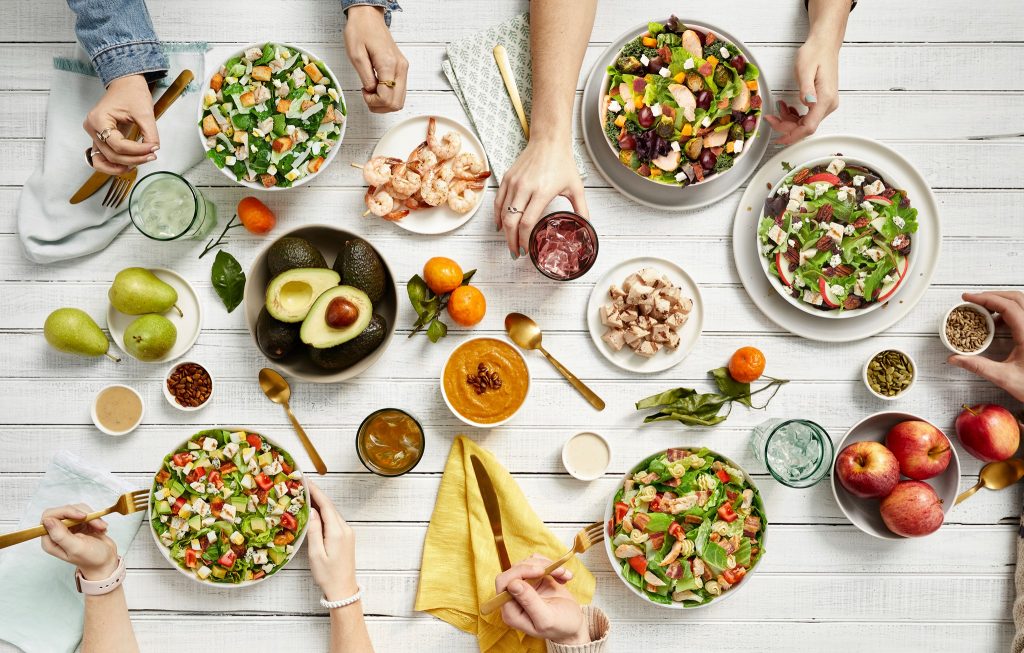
[863,349,916,401]
[941,302,995,356]
[163,361,214,411]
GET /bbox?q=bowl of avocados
[243,225,397,383]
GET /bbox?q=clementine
[423,257,464,295]
[447,285,486,327]
[728,347,766,383]
[237,197,276,234]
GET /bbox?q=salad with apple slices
[758,157,918,312]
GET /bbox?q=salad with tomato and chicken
[603,16,762,187]
[150,429,308,584]
[758,157,918,312]
[609,448,765,607]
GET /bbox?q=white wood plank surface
[1,0,1022,651]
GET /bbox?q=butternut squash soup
[442,338,529,425]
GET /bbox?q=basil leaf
[711,367,751,406]
[211,250,245,313]
[426,319,447,343]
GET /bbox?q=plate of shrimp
[357,115,491,234]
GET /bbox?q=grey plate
[581,19,772,211]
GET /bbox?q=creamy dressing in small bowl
[91,384,144,436]
[562,431,612,481]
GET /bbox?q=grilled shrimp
[451,152,490,181]
[365,186,396,216]
[408,141,438,175]
[447,179,483,214]
[419,169,449,207]
[362,156,402,186]
[389,162,422,198]
[426,116,461,160]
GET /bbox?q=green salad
[151,429,308,584]
[758,157,918,312]
[200,43,345,188]
[609,448,765,607]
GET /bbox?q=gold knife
[70,69,195,204]
[492,45,529,139]
[471,454,512,572]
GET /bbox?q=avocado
[256,306,301,360]
[268,547,288,565]
[267,237,328,277]
[333,238,387,304]
[264,268,340,323]
[300,286,373,349]
[308,313,388,370]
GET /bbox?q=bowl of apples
[831,411,960,540]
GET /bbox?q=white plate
[107,269,202,364]
[586,257,703,373]
[369,114,489,235]
[732,135,942,341]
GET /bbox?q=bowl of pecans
[164,361,214,411]
[940,302,995,356]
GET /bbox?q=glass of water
[129,171,217,241]
[750,419,833,488]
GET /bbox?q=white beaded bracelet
[320,586,363,610]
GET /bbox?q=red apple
[956,404,1021,462]
[885,420,952,480]
[835,441,900,498]
[880,480,944,537]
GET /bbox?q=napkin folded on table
[415,436,595,653]
[0,451,144,653]
[443,13,587,185]
[16,43,207,264]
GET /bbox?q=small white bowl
[862,348,917,401]
[439,336,530,429]
[940,302,995,356]
[561,431,612,481]
[91,384,145,436]
[163,361,214,411]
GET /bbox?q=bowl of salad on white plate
[756,155,919,319]
[604,447,766,609]
[600,16,763,188]
[198,43,346,190]
[149,428,310,586]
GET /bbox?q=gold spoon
[258,368,327,475]
[955,458,1024,505]
[504,313,605,411]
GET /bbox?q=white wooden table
[2,1,1023,651]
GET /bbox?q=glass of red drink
[528,211,599,281]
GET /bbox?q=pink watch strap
[75,556,126,595]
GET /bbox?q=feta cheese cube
[733,140,744,153]
[607,100,621,113]
[826,158,845,175]
[154,488,168,500]
[791,220,803,231]
[252,549,269,565]
[831,284,846,297]
[674,171,688,182]
[197,565,212,579]
[266,165,277,176]
[777,186,789,196]
[720,46,730,59]
[640,54,650,66]
[262,563,276,574]
[650,103,662,117]
[893,216,906,229]
[812,182,830,198]
[658,67,671,78]
[852,175,865,187]
[829,254,842,267]
[845,224,856,236]
[786,198,800,213]
[790,186,805,203]
[683,58,694,70]
[670,140,681,152]
[795,276,806,288]
[206,530,217,542]
[767,224,786,245]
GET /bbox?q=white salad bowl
[756,155,916,320]
[148,429,311,588]
[197,42,346,191]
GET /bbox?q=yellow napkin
[415,436,595,653]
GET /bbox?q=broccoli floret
[624,120,643,135]
[620,36,658,62]
[713,152,735,174]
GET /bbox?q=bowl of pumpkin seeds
[863,349,916,400]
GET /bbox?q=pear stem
[105,351,121,363]
[172,304,183,318]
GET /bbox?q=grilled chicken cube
[609,284,626,299]
[622,273,642,292]
[602,328,626,351]
[651,324,672,343]
[665,311,688,329]
[666,331,681,350]
[623,325,649,346]
[626,283,655,305]
[599,305,623,328]
[620,309,639,324]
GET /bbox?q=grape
[637,106,655,129]
[732,55,747,75]
[696,91,712,110]
[699,149,717,171]
[618,133,637,150]
[742,114,758,134]
[647,56,665,74]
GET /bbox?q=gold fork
[0,489,149,549]
[480,521,604,615]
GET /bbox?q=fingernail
[151,145,160,152]
[564,570,574,579]
[146,155,156,162]
[510,250,518,260]
[804,93,817,103]
[519,247,527,257]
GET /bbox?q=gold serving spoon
[955,458,1024,505]
[505,313,605,411]
[258,368,327,475]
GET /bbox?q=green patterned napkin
[443,12,586,184]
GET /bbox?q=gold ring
[97,128,114,143]
[378,79,396,88]
[506,206,521,214]
[85,146,96,166]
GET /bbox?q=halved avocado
[300,285,373,349]
[265,268,340,323]
[309,313,388,370]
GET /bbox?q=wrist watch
[75,556,126,596]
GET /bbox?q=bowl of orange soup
[441,337,530,428]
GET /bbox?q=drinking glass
[750,419,833,488]
[528,211,599,280]
[356,408,425,477]
[129,171,217,241]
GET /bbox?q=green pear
[109,267,182,317]
[44,308,120,361]
[123,314,177,361]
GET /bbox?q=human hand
[948,291,1024,402]
[40,504,119,580]
[494,555,588,645]
[763,37,841,145]
[345,5,408,113]
[493,139,588,259]
[84,74,159,175]
[306,481,359,601]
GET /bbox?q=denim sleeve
[341,0,403,27]
[66,0,169,87]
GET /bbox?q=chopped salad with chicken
[609,448,765,606]
[200,43,345,188]
[150,429,308,584]
[603,16,761,187]
[758,157,918,312]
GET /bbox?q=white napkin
[16,43,208,264]
[442,12,587,184]
[0,451,144,653]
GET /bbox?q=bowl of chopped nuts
[941,302,995,356]
[164,361,214,411]
[862,349,917,401]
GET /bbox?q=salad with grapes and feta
[200,43,345,188]
[608,448,765,607]
[150,429,308,584]
[602,16,762,187]
[758,157,918,312]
